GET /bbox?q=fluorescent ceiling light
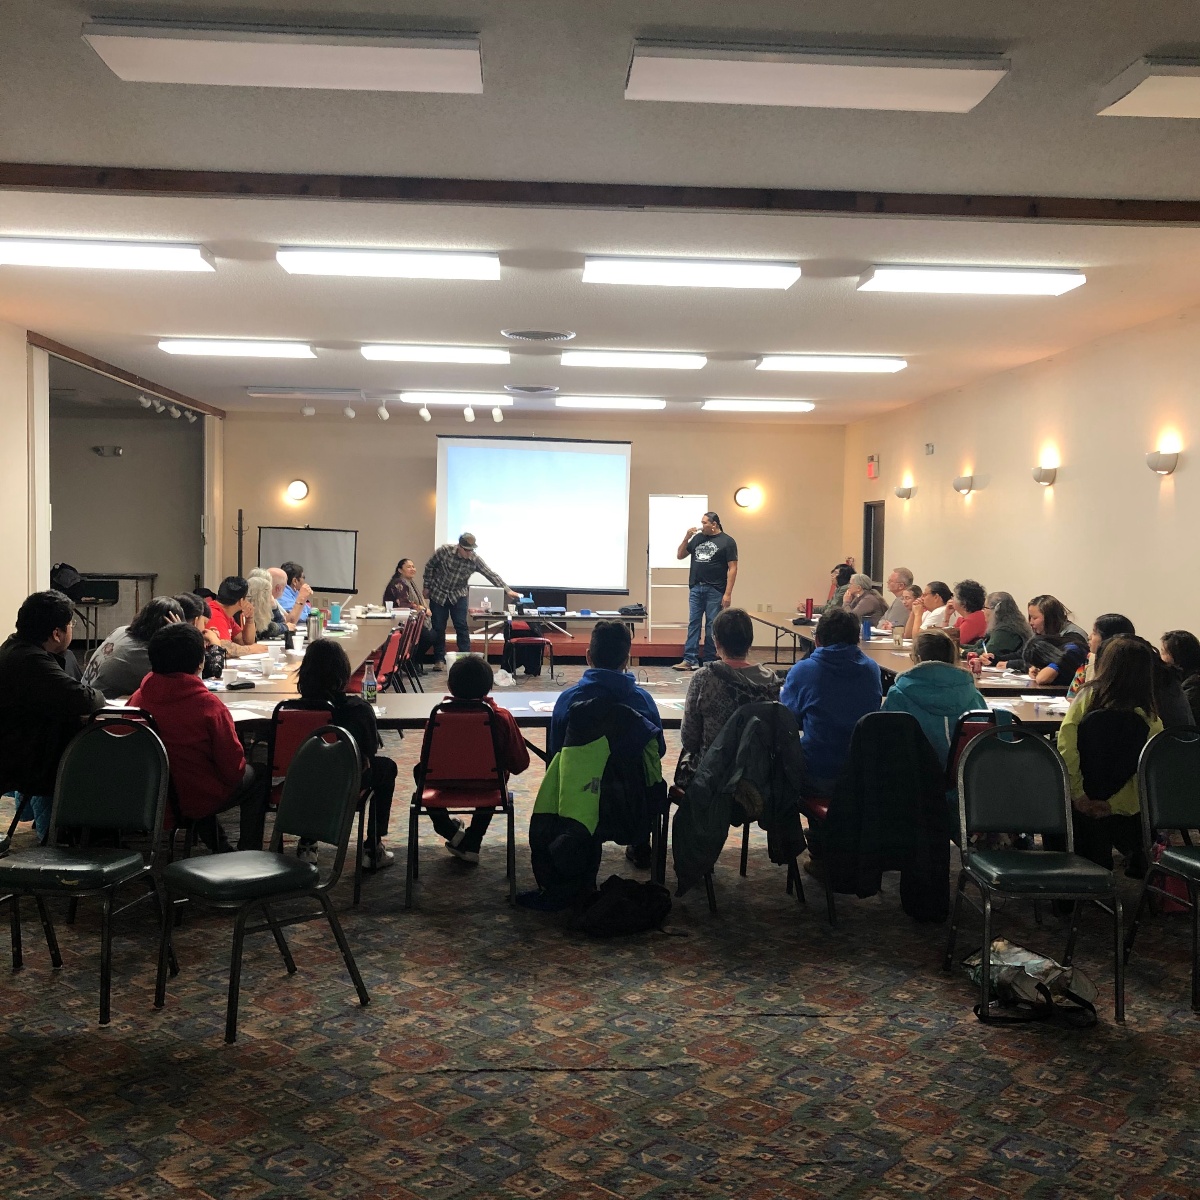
[583,257,800,290]
[360,344,510,364]
[858,266,1086,296]
[159,339,316,358]
[757,354,907,373]
[555,397,667,410]
[1098,58,1200,118]
[82,21,483,93]
[0,237,213,272]
[400,392,513,406]
[626,42,1008,113]
[702,399,816,413]
[561,350,707,370]
[277,248,500,279]
[245,387,363,400]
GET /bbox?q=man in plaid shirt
[423,533,518,668]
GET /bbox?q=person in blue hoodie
[550,620,665,869]
[881,628,989,767]
[780,607,882,794]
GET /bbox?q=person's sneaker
[672,660,698,671]
[362,843,395,870]
[625,843,654,870]
[445,842,480,864]
[296,839,319,864]
[429,662,446,672]
[515,888,574,913]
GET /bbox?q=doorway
[862,501,885,585]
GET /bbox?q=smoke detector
[501,329,576,342]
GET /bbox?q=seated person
[842,573,888,622]
[268,567,294,630]
[205,576,261,656]
[174,592,225,679]
[383,557,436,662]
[1067,612,1135,698]
[975,591,1031,664]
[0,590,104,841]
[990,593,1082,674]
[549,620,664,870]
[898,583,925,640]
[130,624,268,851]
[1160,629,1200,726]
[878,567,915,630]
[881,629,987,767]
[823,563,854,614]
[295,639,399,868]
[423,654,529,863]
[81,596,183,698]
[918,581,953,631]
[246,573,285,640]
[676,607,780,790]
[279,561,313,626]
[948,579,987,648]
[780,607,882,795]
[1056,636,1162,874]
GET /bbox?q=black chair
[1124,726,1200,1011]
[155,725,369,1043]
[0,718,174,1025]
[1,794,33,857]
[943,726,1125,1022]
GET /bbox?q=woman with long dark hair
[82,595,184,697]
[1161,629,1200,726]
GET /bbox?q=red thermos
[804,597,814,619]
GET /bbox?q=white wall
[842,305,1200,639]
[0,320,31,623]
[222,414,846,643]
[50,415,204,633]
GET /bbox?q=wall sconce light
[733,485,763,508]
[893,485,913,500]
[1031,466,1057,486]
[286,479,309,502]
[1146,450,1179,475]
[952,475,975,495]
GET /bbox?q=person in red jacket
[424,653,529,864]
[131,623,267,851]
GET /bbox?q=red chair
[372,627,406,693]
[406,699,515,908]
[508,636,556,681]
[395,612,425,692]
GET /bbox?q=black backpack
[568,875,671,937]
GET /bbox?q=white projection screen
[257,526,358,593]
[436,436,631,592]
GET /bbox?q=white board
[648,494,709,569]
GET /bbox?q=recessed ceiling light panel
[583,257,801,289]
[159,339,316,358]
[858,266,1085,296]
[360,344,510,364]
[0,238,214,272]
[1098,58,1200,118]
[400,392,513,406]
[702,398,816,413]
[561,350,707,370]
[278,248,500,279]
[757,354,907,373]
[555,397,667,410]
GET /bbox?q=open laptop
[468,584,506,612]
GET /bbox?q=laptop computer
[468,584,506,613]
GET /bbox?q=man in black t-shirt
[674,512,739,670]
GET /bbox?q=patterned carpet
[1,661,1198,1198]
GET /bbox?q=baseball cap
[458,533,478,551]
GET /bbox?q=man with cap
[423,533,519,669]
[674,512,739,671]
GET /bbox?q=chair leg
[740,823,750,877]
[1064,900,1082,967]
[978,893,994,1021]
[99,889,114,1026]
[506,804,516,904]
[34,896,62,968]
[318,892,369,1008]
[1113,896,1125,1024]
[142,876,177,977]
[10,893,22,971]
[352,800,366,908]
[261,903,296,974]
[655,808,670,886]
[66,897,78,926]
[1191,884,1200,1014]
[1124,869,1157,963]
[787,860,806,907]
[704,872,717,915]
[824,866,837,927]
[405,805,418,909]
[943,871,967,971]
[154,885,173,1009]
[225,907,251,1044]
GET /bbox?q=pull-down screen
[435,436,631,593]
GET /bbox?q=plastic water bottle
[362,661,377,705]
[861,619,873,643]
[804,598,814,619]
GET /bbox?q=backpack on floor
[568,874,672,937]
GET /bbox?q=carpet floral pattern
[1,665,1197,1198]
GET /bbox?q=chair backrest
[269,700,334,785]
[397,612,422,663]
[1138,726,1200,834]
[374,627,405,680]
[417,700,504,796]
[946,709,1005,790]
[51,719,169,840]
[957,725,1072,846]
[272,726,361,882]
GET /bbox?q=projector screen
[436,436,631,592]
[257,526,358,594]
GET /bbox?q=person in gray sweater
[81,595,184,698]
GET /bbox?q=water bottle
[362,661,377,705]
[804,598,814,620]
[283,626,294,652]
[306,612,322,641]
[861,618,873,643]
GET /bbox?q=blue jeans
[8,793,51,842]
[683,584,723,665]
[430,595,470,660]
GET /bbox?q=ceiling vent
[504,385,560,396]
[501,329,576,342]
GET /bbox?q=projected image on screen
[436,437,631,592]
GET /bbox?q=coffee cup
[384,600,394,613]
[891,626,904,646]
[222,666,237,685]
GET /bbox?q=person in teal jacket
[881,628,988,767]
